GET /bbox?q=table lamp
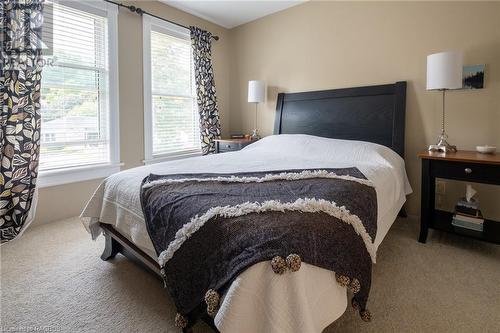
[426,51,463,153]
[248,80,266,140]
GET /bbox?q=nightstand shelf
[431,209,500,244]
[418,150,500,244]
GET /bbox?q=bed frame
[100,81,407,332]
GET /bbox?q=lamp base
[251,129,260,140]
[428,134,457,153]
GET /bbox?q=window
[38,1,119,187]
[143,16,200,163]
[42,133,56,143]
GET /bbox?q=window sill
[143,151,202,165]
[37,163,123,188]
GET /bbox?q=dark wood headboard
[273,81,407,157]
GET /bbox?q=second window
[143,17,200,162]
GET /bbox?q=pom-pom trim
[349,278,361,294]
[204,289,220,317]
[174,313,188,328]
[335,273,351,287]
[271,256,287,274]
[360,309,372,322]
[286,254,302,272]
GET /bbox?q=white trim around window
[143,15,201,165]
[107,2,120,167]
[143,15,154,163]
[37,163,123,188]
[38,0,120,187]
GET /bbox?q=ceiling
[162,1,305,29]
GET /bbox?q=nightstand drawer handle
[464,168,472,174]
[226,144,231,149]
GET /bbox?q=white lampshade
[248,80,266,103]
[426,51,463,90]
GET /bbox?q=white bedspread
[81,134,412,333]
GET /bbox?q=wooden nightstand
[214,138,257,153]
[418,150,500,244]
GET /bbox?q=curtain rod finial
[128,5,143,15]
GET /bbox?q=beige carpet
[1,217,499,333]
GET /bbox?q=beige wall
[228,1,500,217]
[36,1,500,224]
[35,1,230,225]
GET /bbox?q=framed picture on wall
[463,64,485,89]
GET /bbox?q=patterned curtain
[190,26,221,155]
[0,0,44,243]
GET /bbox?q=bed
[81,81,411,332]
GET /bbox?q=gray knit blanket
[140,168,377,326]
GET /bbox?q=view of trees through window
[40,2,109,171]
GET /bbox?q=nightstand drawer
[218,142,242,152]
[432,160,500,185]
[215,139,257,153]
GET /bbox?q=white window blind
[39,1,113,171]
[146,21,201,160]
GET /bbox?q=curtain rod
[103,0,220,41]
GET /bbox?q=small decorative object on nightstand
[214,138,258,154]
[476,145,496,154]
[418,150,500,244]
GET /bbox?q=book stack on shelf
[451,198,484,233]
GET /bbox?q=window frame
[38,0,120,188]
[142,15,201,165]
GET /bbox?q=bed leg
[101,232,120,261]
[398,207,407,218]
